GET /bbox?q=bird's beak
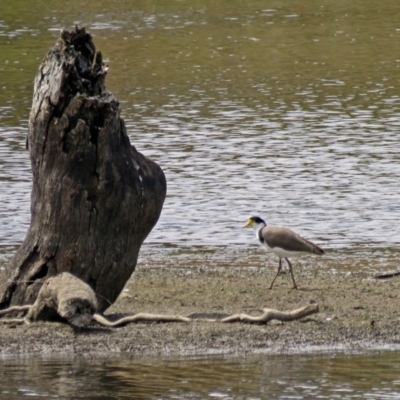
[243,219,252,228]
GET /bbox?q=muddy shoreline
[0,266,399,357]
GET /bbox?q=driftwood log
[0,27,166,312]
[0,273,97,327]
[25,272,98,327]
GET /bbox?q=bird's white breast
[259,240,303,258]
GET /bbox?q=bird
[243,216,324,289]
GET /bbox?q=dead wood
[220,304,319,323]
[0,305,31,317]
[26,272,98,327]
[93,313,192,327]
[0,273,319,327]
[0,273,97,327]
[93,304,319,327]
[0,26,166,312]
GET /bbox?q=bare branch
[221,304,319,323]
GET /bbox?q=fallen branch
[0,273,98,327]
[220,304,319,323]
[93,313,191,327]
[25,272,98,327]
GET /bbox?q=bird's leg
[285,258,298,289]
[269,258,282,289]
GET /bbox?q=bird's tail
[311,242,324,255]
[301,236,325,255]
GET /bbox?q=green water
[1,0,399,254]
[1,350,400,399]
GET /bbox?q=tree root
[0,273,319,327]
[0,305,31,325]
[0,305,31,317]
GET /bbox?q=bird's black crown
[251,216,266,224]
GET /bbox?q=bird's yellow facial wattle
[243,219,253,228]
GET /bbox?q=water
[1,0,400,397]
[0,350,400,399]
[1,1,400,256]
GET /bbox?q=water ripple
[123,94,400,250]
[1,91,399,257]
[0,351,400,399]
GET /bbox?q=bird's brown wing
[263,225,324,255]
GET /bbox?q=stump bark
[0,27,166,312]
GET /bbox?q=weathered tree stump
[0,27,166,312]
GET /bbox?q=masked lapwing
[243,216,324,289]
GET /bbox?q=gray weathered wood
[26,272,98,327]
